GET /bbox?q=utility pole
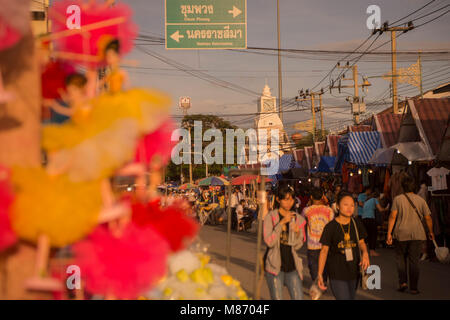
[310,93,316,142]
[188,124,193,184]
[319,93,324,138]
[180,97,193,184]
[391,30,398,113]
[331,62,371,124]
[295,89,325,142]
[182,110,193,184]
[353,65,359,124]
[374,21,414,113]
[418,51,423,98]
[276,0,283,123]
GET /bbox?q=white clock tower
[254,84,291,163]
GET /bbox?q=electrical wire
[389,0,437,26]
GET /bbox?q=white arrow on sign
[228,6,242,18]
[170,30,184,43]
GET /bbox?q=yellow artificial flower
[176,269,189,283]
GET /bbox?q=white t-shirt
[427,167,450,191]
[236,204,244,220]
[230,193,239,208]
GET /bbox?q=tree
[295,129,330,149]
[165,114,240,183]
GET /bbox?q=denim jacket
[263,209,306,280]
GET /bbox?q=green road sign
[165,0,247,49]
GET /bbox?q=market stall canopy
[391,142,435,162]
[334,135,349,173]
[293,149,305,165]
[407,99,450,156]
[198,176,229,186]
[368,148,395,165]
[223,166,238,177]
[178,183,198,190]
[231,175,272,185]
[278,154,301,173]
[304,146,314,170]
[438,116,450,162]
[348,131,382,165]
[317,156,336,173]
[395,99,450,160]
[326,135,342,157]
[373,113,403,148]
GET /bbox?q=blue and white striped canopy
[278,154,301,172]
[348,132,382,165]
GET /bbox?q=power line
[136,46,260,97]
[389,0,437,26]
[170,107,310,119]
[393,3,449,27]
[414,8,450,28]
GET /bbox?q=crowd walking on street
[166,168,442,300]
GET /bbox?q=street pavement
[199,224,450,300]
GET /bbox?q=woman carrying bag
[263,185,306,300]
[317,191,370,300]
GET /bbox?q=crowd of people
[262,173,435,300]
[163,171,436,300]
[161,186,259,230]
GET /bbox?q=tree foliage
[165,114,240,183]
[295,129,330,148]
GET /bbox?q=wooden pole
[277,0,283,123]
[319,93,324,138]
[418,51,423,98]
[353,65,360,124]
[391,30,398,114]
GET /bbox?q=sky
[122,0,450,135]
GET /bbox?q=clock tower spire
[255,83,292,161]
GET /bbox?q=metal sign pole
[254,176,266,299]
[226,183,232,270]
[227,168,262,296]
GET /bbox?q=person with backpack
[386,175,434,295]
[317,191,370,300]
[263,185,306,300]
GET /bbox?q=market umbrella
[391,142,435,162]
[231,175,272,185]
[368,148,395,165]
[198,176,229,186]
[178,183,197,190]
[157,183,178,190]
